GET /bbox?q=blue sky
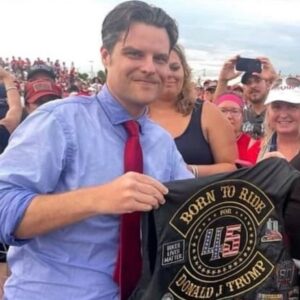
[1,0,300,80]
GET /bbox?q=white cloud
[1,0,300,75]
[186,0,300,25]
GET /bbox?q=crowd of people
[0,0,300,299]
[0,56,103,98]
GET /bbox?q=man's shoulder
[143,118,175,143]
[145,118,170,134]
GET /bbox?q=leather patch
[162,240,185,266]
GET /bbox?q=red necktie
[114,120,143,299]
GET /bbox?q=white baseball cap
[265,77,300,105]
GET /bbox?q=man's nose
[140,56,156,74]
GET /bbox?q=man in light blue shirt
[0,1,192,299]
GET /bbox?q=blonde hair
[257,106,274,161]
[172,44,196,115]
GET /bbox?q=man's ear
[100,47,110,68]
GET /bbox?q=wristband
[5,86,18,92]
[190,165,199,178]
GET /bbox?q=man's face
[243,76,270,105]
[101,22,170,116]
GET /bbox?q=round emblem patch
[168,180,275,299]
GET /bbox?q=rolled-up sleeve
[170,141,194,180]
[0,108,68,245]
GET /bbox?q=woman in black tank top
[149,45,237,176]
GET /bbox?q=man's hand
[218,56,242,83]
[97,172,169,214]
[254,57,278,84]
[15,172,169,239]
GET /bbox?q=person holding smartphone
[214,56,278,140]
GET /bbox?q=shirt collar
[96,84,148,130]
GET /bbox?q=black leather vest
[131,158,300,300]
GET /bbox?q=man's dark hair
[102,0,178,53]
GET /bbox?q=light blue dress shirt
[0,85,193,300]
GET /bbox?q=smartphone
[236,57,262,73]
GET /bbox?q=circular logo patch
[168,180,275,299]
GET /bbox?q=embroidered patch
[167,180,275,299]
[261,218,283,243]
[276,261,296,290]
[162,240,185,266]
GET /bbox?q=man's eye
[155,56,168,64]
[126,52,142,58]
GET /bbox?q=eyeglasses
[220,108,242,116]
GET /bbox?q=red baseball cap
[25,80,62,104]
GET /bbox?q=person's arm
[188,101,237,176]
[15,172,168,239]
[0,67,22,133]
[213,56,242,102]
[0,108,168,242]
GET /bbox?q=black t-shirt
[0,124,10,154]
[242,106,266,139]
